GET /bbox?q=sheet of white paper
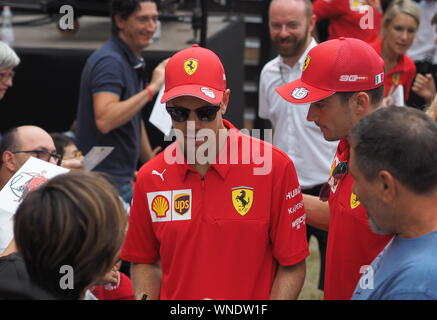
[0,157,69,253]
[83,146,114,171]
[149,86,172,136]
[391,85,404,107]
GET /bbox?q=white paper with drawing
[149,86,172,136]
[83,146,114,171]
[0,157,69,253]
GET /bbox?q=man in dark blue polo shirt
[76,0,167,203]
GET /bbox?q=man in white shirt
[258,0,337,291]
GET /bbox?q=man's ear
[2,151,17,173]
[378,170,397,204]
[114,15,126,32]
[220,89,231,115]
[354,92,371,117]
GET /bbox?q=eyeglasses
[166,106,221,122]
[319,161,348,202]
[0,70,15,83]
[12,150,63,166]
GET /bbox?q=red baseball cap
[160,44,227,104]
[276,37,384,104]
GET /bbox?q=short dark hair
[351,107,437,194]
[0,127,18,166]
[50,132,76,157]
[110,0,158,35]
[337,85,385,109]
[14,171,127,300]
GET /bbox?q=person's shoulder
[238,130,293,166]
[87,40,124,67]
[261,56,280,75]
[136,144,176,180]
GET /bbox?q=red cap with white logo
[276,37,384,104]
[160,44,227,105]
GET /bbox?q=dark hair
[0,127,18,166]
[14,171,127,300]
[50,132,76,157]
[337,85,385,109]
[351,107,437,194]
[111,0,158,35]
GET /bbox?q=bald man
[0,125,60,255]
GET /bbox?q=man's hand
[61,158,85,170]
[412,73,436,104]
[149,58,169,94]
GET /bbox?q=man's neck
[118,33,142,58]
[281,36,312,68]
[396,192,437,238]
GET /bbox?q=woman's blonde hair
[382,0,420,35]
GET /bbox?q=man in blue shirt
[76,0,167,203]
[349,107,437,300]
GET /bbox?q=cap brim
[276,78,335,104]
[161,85,223,105]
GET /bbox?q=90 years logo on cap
[291,87,309,100]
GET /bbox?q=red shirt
[313,0,382,43]
[325,139,392,300]
[121,120,309,300]
[370,39,416,101]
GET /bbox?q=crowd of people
[1,0,437,300]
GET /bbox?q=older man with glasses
[121,45,309,300]
[0,125,60,256]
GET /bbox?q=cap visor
[276,79,335,104]
[161,85,223,105]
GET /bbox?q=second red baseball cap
[160,44,226,105]
[276,37,385,104]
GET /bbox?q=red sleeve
[403,56,417,101]
[269,154,309,266]
[313,0,344,21]
[120,171,160,264]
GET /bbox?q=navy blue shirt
[76,36,145,188]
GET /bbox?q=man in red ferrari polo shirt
[121,45,309,300]
[276,37,393,300]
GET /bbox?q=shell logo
[152,195,170,218]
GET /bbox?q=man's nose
[307,104,318,122]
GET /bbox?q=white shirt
[407,0,437,64]
[258,38,338,189]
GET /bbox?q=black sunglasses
[166,106,221,122]
[12,149,63,166]
[319,161,348,202]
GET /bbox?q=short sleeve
[258,66,271,120]
[90,55,125,97]
[269,155,309,266]
[120,175,159,264]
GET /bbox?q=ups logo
[174,193,190,215]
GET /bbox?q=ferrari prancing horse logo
[231,186,254,216]
[184,59,198,75]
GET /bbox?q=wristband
[146,85,154,102]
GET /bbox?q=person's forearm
[303,194,330,231]
[94,88,155,134]
[131,262,162,300]
[270,260,306,300]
